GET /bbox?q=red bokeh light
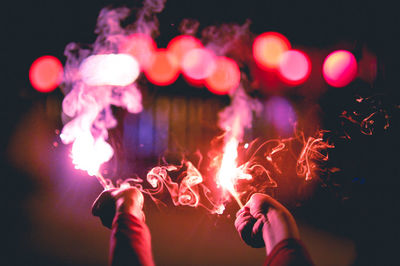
[29,55,63,92]
[323,50,358,87]
[144,49,179,86]
[167,35,203,68]
[120,33,157,70]
[181,48,216,81]
[183,75,205,88]
[278,50,311,85]
[205,57,241,95]
[253,32,291,70]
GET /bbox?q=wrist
[115,198,144,221]
[262,209,300,255]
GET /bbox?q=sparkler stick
[228,188,244,208]
[95,172,112,190]
[217,137,248,209]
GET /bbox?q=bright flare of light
[217,138,251,207]
[182,48,216,81]
[253,32,291,70]
[167,35,203,67]
[79,54,140,86]
[29,55,63,92]
[144,49,180,86]
[323,50,358,87]
[70,132,114,176]
[120,33,157,70]
[205,56,241,95]
[278,50,311,85]
[217,138,239,192]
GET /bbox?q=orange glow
[205,57,241,95]
[323,50,358,87]
[278,50,311,85]
[120,33,157,70]
[253,32,291,70]
[167,35,203,67]
[182,48,216,81]
[144,49,180,86]
[29,55,63,92]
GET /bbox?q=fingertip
[236,206,250,217]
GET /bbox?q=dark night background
[2,0,399,265]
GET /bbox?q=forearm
[263,238,314,266]
[110,212,155,266]
[262,209,300,255]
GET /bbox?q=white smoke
[60,0,167,175]
[218,85,262,142]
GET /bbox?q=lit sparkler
[216,137,247,208]
[68,131,114,189]
[215,86,261,208]
[216,112,253,208]
[55,0,340,216]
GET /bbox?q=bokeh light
[264,96,296,135]
[182,48,216,81]
[120,33,157,70]
[253,32,291,70]
[29,55,63,92]
[278,50,311,85]
[144,49,180,86]
[323,50,358,87]
[167,35,203,68]
[205,57,241,95]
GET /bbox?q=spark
[296,132,334,181]
[216,137,251,208]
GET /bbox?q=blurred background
[3,0,399,265]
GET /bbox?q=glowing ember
[79,54,140,86]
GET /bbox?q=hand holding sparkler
[234,193,301,254]
[92,186,155,266]
[92,186,145,228]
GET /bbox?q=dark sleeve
[264,238,313,266]
[109,212,155,266]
